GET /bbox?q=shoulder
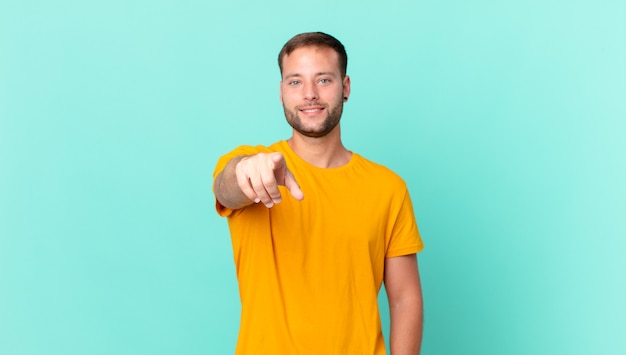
[352,153,408,190]
[213,141,284,178]
[223,142,278,156]
[218,141,286,161]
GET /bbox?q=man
[213,32,424,354]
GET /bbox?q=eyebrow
[283,71,339,79]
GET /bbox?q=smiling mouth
[301,108,323,113]
[298,105,326,114]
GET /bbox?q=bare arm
[384,254,423,355]
[213,152,303,209]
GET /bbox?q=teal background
[1,0,624,354]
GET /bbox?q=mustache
[295,103,328,110]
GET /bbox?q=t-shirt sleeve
[385,188,424,258]
[212,145,273,217]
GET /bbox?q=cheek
[283,91,303,105]
[330,90,344,103]
[281,94,295,106]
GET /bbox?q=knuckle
[250,180,265,191]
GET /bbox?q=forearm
[389,292,423,355]
[213,156,253,210]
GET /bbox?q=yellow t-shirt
[213,141,424,355]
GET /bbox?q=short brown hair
[278,32,348,78]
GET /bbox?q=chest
[269,179,392,257]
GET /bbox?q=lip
[298,105,326,114]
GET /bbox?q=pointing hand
[235,153,304,208]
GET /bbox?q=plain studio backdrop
[1,1,624,354]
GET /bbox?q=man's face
[280,46,350,138]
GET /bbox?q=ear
[279,80,284,103]
[343,75,351,102]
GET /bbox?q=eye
[318,78,331,84]
[288,80,300,86]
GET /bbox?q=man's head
[278,32,351,138]
[278,32,348,79]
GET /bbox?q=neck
[287,125,351,168]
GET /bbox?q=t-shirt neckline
[279,140,357,172]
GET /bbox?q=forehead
[281,46,340,75]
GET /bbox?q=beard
[283,101,344,138]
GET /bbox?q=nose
[303,81,318,101]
